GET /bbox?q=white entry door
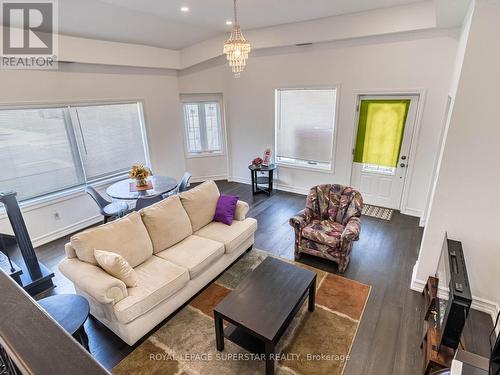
[350,95,419,210]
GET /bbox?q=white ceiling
[58,0,426,50]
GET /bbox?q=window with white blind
[182,96,223,156]
[0,102,149,201]
[275,88,337,170]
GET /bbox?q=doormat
[362,204,394,220]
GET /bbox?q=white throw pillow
[94,249,138,288]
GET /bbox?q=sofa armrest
[234,200,250,221]
[58,258,128,305]
[289,209,311,230]
[341,217,361,242]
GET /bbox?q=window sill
[185,152,225,159]
[277,161,334,174]
[0,174,127,219]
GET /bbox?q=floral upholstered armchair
[289,184,363,273]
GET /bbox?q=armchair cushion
[301,220,344,249]
[58,258,128,305]
[342,217,361,242]
[289,210,311,230]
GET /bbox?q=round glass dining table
[106,176,177,200]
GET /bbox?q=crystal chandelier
[223,0,251,78]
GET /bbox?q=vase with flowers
[252,157,263,168]
[129,164,150,187]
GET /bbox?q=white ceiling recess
[53,0,470,69]
[60,0,426,49]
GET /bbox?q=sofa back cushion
[71,211,153,267]
[140,195,193,253]
[179,180,220,232]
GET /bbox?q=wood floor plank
[26,180,493,374]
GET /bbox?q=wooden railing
[0,269,109,375]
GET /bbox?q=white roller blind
[0,102,149,202]
[0,108,83,200]
[277,89,336,164]
[72,103,147,180]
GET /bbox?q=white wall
[413,0,500,317]
[0,63,185,245]
[179,30,458,215]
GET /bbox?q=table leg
[265,341,275,375]
[74,325,90,352]
[215,312,224,351]
[251,170,256,194]
[308,277,316,312]
[268,170,273,196]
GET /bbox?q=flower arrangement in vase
[129,164,150,187]
[252,157,263,168]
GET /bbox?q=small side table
[38,294,90,351]
[249,164,277,196]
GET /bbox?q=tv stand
[421,326,455,375]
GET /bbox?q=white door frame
[348,88,427,215]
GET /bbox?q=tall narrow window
[182,97,223,156]
[276,88,337,170]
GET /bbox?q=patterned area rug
[113,249,371,375]
[361,204,394,220]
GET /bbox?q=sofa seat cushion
[194,218,257,254]
[113,256,189,324]
[140,195,193,253]
[155,235,224,279]
[71,211,153,267]
[301,220,344,249]
[179,180,220,231]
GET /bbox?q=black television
[435,233,472,350]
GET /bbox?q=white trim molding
[411,262,500,333]
[31,215,102,248]
[229,176,309,196]
[190,175,228,183]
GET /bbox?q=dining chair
[177,172,192,193]
[134,195,163,211]
[85,186,129,223]
[162,172,192,198]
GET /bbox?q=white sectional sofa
[59,180,257,345]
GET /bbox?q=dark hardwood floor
[31,181,493,374]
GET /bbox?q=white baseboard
[228,176,308,196]
[411,263,500,334]
[419,217,426,227]
[400,207,423,218]
[32,215,102,248]
[190,174,228,183]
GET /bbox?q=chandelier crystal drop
[223,0,251,78]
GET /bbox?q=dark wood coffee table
[214,257,316,375]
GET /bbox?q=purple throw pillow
[213,194,239,225]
